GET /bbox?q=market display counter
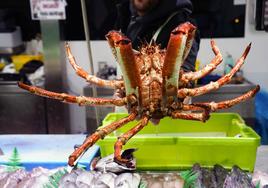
[0,134,267,172]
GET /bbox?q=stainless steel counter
[0,82,47,133]
[84,86,115,134]
[0,81,68,133]
[192,82,256,126]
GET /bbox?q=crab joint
[96,129,106,139]
[127,95,137,104]
[117,137,128,145]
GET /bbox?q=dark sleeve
[114,0,131,32]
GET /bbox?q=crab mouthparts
[150,118,161,125]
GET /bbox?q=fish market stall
[1,0,268,187]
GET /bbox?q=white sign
[233,0,246,6]
[30,0,67,20]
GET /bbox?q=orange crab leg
[65,43,123,88]
[114,115,149,165]
[18,82,133,106]
[68,111,138,166]
[162,22,196,97]
[182,104,210,111]
[171,109,210,122]
[193,85,260,111]
[180,40,223,85]
[177,43,251,98]
[107,32,142,103]
[115,39,141,94]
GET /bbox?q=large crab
[18,22,259,168]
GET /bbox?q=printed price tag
[30,0,67,20]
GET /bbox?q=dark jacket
[115,0,200,73]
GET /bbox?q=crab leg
[177,43,251,98]
[18,82,134,106]
[65,42,123,88]
[193,85,260,111]
[182,104,210,111]
[171,109,210,122]
[105,31,125,61]
[68,111,138,166]
[108,32,142,103]
[162,22,196,97]
[180,40,223,85]
[114,116,149,164]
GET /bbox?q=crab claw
[92,149,137,173]
[113,148,137,169]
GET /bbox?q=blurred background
[0,0,267,144]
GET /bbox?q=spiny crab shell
[105,22,197,120]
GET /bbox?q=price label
[30,0,67,20]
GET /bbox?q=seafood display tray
[0,135,100,170]
[98,113,260,172]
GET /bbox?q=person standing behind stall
[115,0,200,75]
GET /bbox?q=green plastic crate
[97,113,260,172]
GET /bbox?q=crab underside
[18,22,259,167]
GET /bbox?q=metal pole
[41,20,68,133]
[80,0,100,127]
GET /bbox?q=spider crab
[18,22,259,167]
